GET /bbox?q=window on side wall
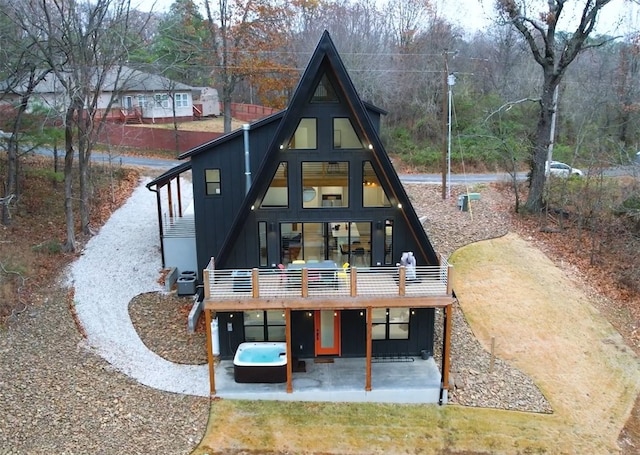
[175,93,189,108]
[154,93,170,108]
[205,169,221,195]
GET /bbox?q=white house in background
[0,66,220,124]
[192,86,221,118]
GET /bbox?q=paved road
[35,147,637,183]
[35,147,182,170]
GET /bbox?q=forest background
[1,0,639,312]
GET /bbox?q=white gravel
[67,178,209,397]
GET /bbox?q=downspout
[438,303,449,406]
[243,123,251,194]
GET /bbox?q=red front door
[314,310,341,356]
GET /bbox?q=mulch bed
[128,291,207,365]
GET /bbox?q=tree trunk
[2,90,31,225]
[2,137,17,225]
[77,105,92,236]
[223,90,233,133]
[63,106,76,252]
[525,75,558,212]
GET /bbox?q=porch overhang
[202,263,455,404]
[203,295,454,312]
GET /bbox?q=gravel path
[66,178,209,397]
[0,177,552,454]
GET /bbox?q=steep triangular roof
[215,30,439,266]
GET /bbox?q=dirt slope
[451,232,640,454]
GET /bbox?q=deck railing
[204,258,452,300]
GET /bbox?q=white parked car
[546,161,584,177]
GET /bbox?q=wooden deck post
[203,269,216,396]
[252,268,259,298]
[398,266,406,296]
[302,268,309,298]
[285,308,293,393]
[446,264,453,296]
[350,267,357,297]
[204,308,216,396]
[365,306,372,391]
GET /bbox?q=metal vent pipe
[243,123,251,194]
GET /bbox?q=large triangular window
[287,118,317,150]
[363,161,391,207]
[260,162,288,208]
[311,73,338,103]
[333,118,364,149]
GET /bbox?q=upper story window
[205,169,221,195]
[288,118,317,149]
[302,161,349,208]
[261,162,288,208]
[311,73,338,103]
[175,93,189,108]
[333,118,364,149]
[363,161,391,207]
[154,93,170,108]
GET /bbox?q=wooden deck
[203,263,454,311]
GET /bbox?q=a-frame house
[147,31,455,403]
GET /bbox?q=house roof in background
[1,66,195,94]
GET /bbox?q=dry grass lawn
[193,232,639,454]
[137,117,246,133]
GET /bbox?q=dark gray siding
[191,122,279,272]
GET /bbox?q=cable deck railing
[204,258,452,301]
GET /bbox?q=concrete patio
[213,356,446,404]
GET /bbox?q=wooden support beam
[398,266,406,296]
[204,295,455,312]
[204,308,216,396]
[365,306,372,391]
[285,309,293,393]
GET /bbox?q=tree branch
[483,97,541,124]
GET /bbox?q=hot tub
[233,342,287,383]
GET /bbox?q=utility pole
[441,51,448,199]
[447,73,456,199]
[441,50,456,199]
[546,84,559,169]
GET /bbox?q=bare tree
[203,0,294,132]
[0,1,52,225]
[16,0,147,250]
[497,0,618,212]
